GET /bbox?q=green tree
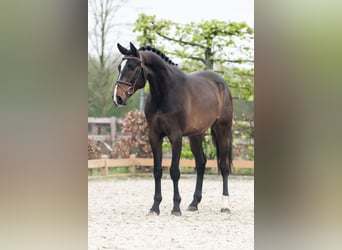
[134,14,254,102]
[134,14,253,67]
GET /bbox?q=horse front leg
[169,136,182,216]
[149,132,163,215]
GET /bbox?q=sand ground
[88,175,254,250]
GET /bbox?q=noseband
[116,56,146,95]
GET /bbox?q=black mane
[139,45,178,66]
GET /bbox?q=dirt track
[88,175,254,250]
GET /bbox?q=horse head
[113,42,146,106]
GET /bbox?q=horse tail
[228,129,233,174]
[211,128,233,175]
[210,129,220,174]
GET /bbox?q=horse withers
[113,42,233,215]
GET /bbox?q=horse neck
[141,52,176,102]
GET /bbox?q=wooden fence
[88,155,254,176]
[88,117,121,142]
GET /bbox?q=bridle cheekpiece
[115,55,146,96]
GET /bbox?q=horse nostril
[116,95,123,105]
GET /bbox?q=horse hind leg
[187,134,206,211]
[212,123,233,213]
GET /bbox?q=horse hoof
[187,205,198,211]
[149,209,160,216]
[171,210,182,216]
[220,208,231,213]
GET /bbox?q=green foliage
[181,143,193,159]
[232,168,254,176]
[202,133,217,160]
[134,14,254,71]
[134,14,158,46]
[162,138,171,156]
[221,67,254,101]
[232,119,254,160]
[134,14,254,106]
[162,138,194,159]
[233,99,254,120]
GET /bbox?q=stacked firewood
[112,110,152,158]
[88,139,100,159]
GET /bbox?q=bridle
[115,56,146,95]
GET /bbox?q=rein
[116,56,146,95]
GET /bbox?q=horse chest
[148,111,185,136]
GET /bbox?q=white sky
[88,0,254,55]
[119,0,254,24]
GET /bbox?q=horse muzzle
[116,95,126,106]
[113,94,127,107]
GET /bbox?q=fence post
[129,154,136,174]
[110,117,116,142]
[91,123,98,135]
[100,155,108,176]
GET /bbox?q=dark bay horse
[113,42,233,215]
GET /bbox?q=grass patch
[88,168,101,176]
[232,168,254,175]
[109,167,129,174]
[180,166,196,174]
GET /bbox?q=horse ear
[129,42,139,56]
[117,43,128,55]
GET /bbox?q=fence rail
[88,117,120,142]
[88,156,254,176]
